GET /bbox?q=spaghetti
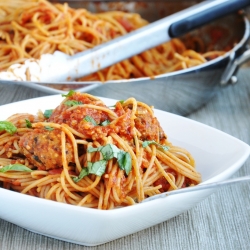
[0,91,201,209]
[0,0,226,82]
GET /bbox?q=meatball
[48,92,111,140]
[47,92,135,141]
[48,92,110,125]
[19,128,74,170]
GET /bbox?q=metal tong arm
[43,0,250,82]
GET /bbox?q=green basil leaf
[88,144,120,160]
[117,151,132,175]
[87,146,100,153]
[25,119,32,128]
[87,145,108,157]
[88,144,132,175]
[109,100,124,108]
[44,109,53,119]
[62,90,75,97]
[0,121,17,135]
[0,163,32,173]
[101,144,120,160]
[84,116,97,126]
[64,100,82,107]
[44,126,54,131]
[72,160,107,182]
[72,167,89,183]
[87,160,107,176]
[142,140,169,151]
[100,120,110,126]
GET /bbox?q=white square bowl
[0,95,249,246]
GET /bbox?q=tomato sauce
[49,93,135,141]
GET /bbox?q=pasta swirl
[0,92,201,209]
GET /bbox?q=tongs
[1,0,250,83]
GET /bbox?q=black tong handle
[169,0,250,38]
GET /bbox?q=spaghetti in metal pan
[0,0,226,82]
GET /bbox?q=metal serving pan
[1,1,250,115]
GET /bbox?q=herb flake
[25,119,32,128]
[0,121,17,135]
[73,160,107,183]
[72,167,89,182]
[100,120,110,126]
[83,116,97,126]
[0,163,32,173]
[44,109,53,119]
[64,100,82,107]
[142,140,169,151]
[87,160,107,176]
[44,126,54,131]
[62,90,75,97]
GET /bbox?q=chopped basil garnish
[73,144,132,182]
[100,120,110,126]
[117,151,131,174]
[88,144,118,160]
[73,167,88,182]
[83,117,110,126]
[0,121,17,135]
[44,126,54,131]
[0,163,32,173]
[62,90,75,97]
[73,160,107,183]
[109,100,124,108]
[64,100,82,107]
[84,115,97,126]
[44,109,53,119]
[142,140,169,151]
[87,160,107,176]
[88,144,132,175]
[25,119,32,128]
